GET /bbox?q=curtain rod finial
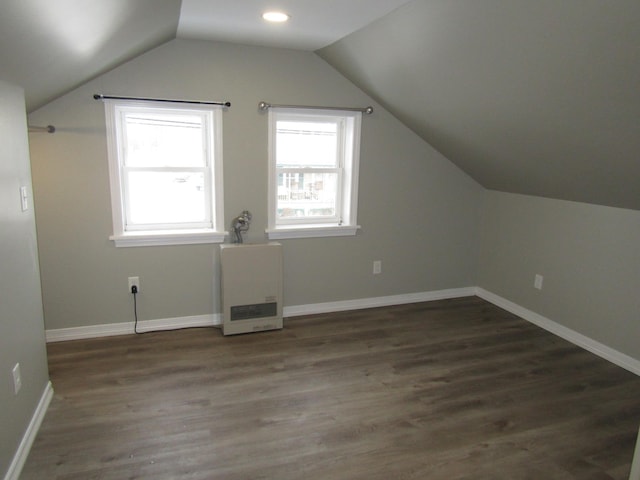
[258,101,270,111]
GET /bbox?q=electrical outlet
[534,274,543,290]
[373,260,382,275]
[128,276,140,293]
[12,363,21,395]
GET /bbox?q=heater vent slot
[231,302,278,321]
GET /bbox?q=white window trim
[109,229,225,247]
[266,107,362,240]
[104,99,226,247]
[266,224,359,240]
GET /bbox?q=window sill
[110,229,227,247]
[265,224,360,240]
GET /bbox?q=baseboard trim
[45,287,640,377]
[283,287,477,317]
[4,381,53,480]
[46,314,221,343]
[476,287,640,376]
[46,288,476,342]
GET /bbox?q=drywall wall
[478,190,640,360]
[0,81,50,479]
[27,38,483,331]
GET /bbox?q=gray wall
[27,39,483,331]
[478,190,640,360]
[0,81,50,478]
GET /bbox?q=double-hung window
[104,100,225,247]
[267,108,362,239]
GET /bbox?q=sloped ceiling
[318,0,640,210]
[2,0,638,210]
[0,0,181,112]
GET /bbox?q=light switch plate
[20,186,28,211]
[12,363,21,395]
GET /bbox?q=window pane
[124,112,205,168]
[276,172,338,219]
[276,120,338,167]
[127,171,206,225]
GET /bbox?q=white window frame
[104,99,225,247]
[266,108,362,239]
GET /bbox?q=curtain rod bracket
[28,125,55,133]
[258,101,373,115]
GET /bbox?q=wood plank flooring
[20,297,640,479]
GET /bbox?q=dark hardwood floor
[21,297,640,479]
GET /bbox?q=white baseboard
[46,288,476,342]
[476,287,640,376]
[43,286,640,378]
[4,381,53,480]
[283,287,477,317]
[46,314,221,343]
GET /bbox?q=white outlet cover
[534,274,543,290]
[373,260,382,274]
[128,276,140,293]
[12,363,21,394]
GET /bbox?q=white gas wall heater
[219,242,283,335]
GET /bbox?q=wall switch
[19,186,29,211]
[12,363,21,395]
[373,260,382,275]
[128,276,140,293]
[534,274,543,290]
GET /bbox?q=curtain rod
[258,101,373,115]
[28,125,56,133]
[93,94,231,108]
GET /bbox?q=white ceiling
[177,0,416,50]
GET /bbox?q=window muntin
[268,108,361,237]
[105,100,224,245]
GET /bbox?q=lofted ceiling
[318,0,640,211]
[1,0,638,210]
[0,0,413,111]
[0,0,181,112]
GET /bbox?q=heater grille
[230,302,278,321]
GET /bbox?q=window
[104,100,225,247]
[267,108,362,239]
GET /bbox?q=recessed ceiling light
[262,11,290,23]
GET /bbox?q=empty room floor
[21,297,640,479]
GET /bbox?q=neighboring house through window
[266,108,362,239]
[103,99,225,247]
